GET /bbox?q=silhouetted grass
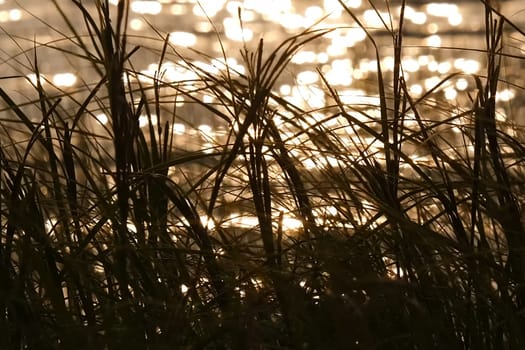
[0,0,525,349]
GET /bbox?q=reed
[0,0,524,348]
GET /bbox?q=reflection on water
[1,0,524,233]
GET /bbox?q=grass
[1,0,525,348]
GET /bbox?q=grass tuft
[0,0,525,348]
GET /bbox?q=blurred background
[1,0,524,152]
